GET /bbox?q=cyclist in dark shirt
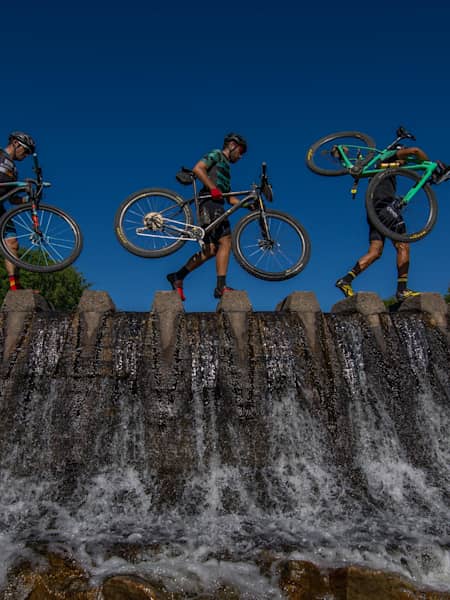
[335,145,429,302]
[167,133,247,301]
[0,131,36,290]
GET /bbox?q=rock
[279,560,329,599]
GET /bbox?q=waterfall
[0,296,448,595]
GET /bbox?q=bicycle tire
[0,204,82,273]
[114,188,193,258]
[232,209,311,281]
[306,131,376,176]
[365,168,438,243]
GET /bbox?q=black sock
[217,275,226,289]
[176,266,190,280]
[397,276,408,293]
[342,263,361,284]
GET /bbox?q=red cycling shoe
[167,273,186,301]
[213,286,234,299]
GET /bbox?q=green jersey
[200,149,231,194]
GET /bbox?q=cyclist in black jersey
[335,144,430,302]
[0,131,36,291]
[167,133,247,301]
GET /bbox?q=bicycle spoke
[1,206,79,270]
[306,131,376,177]
[370,172,435,240]
[235,212,308,278]
[117,192,192,256]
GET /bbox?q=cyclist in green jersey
[167,133,247,301]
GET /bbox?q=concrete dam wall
[0,289,448,597]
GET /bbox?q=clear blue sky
[2,0,449,312]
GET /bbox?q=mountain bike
[114,163,310,281]
[306,126,446,243]
[0,153,82,273]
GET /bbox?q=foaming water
[0,309,448,594]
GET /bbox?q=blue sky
[2,0,449,312]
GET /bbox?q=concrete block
[77,290,115,313]
[216,291,252,362]
[216,290,252,313]
[151,291,184,315]
[1,289,50,312]
[151,291,185,358]
[398,292,448,330]
[77,290,116,345]
[276,291,321,313]
[398,292,447,315]
[331,292,387,316]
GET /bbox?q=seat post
[192,178,201,223]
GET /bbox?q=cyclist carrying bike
[167,132,248,300]
[335,143,444,301]
[0,131,36,291]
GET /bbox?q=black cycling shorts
[367,196,406,243]
[199,199,231,244]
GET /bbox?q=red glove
[210,187,223,200]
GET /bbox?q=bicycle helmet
[224,132,247,153]
[9,131,36,154]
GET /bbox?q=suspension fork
[30,201,41,230]
[256,196,271,241]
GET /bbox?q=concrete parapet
[216,291,252,361]
[151,291,184,358]
[398,292,448,331]
[331,292,387,316]
[276,291,321,313]
[276,292,322,351]
[1,289,50,313]
[331,292,387,352]
[216,290,252,314]
[77,290,116,313]
[1,291,50,361]
[77,290,116,344]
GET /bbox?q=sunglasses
[16,140,32,155]
[232,144,246,156]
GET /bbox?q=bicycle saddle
[176,167,195,185]
[396,125,416,141]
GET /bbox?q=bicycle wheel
[365,169,438,243]
[0,204,82,273]
[114,188,193,258]
[306,131,376,176]
[232,209,311,281]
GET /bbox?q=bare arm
[396,146,429,163]
[192,160,240,204]
[192,160,217,192]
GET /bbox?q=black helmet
[224,132,247,153]
[9,131,36,154]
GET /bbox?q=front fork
[29,202,43,237]
[256,197,272,243]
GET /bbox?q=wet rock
[329,565,450,600]
[103,575,166,599]
[278,560,329,599]
[3,553,94,599]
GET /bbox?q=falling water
[0,307,448,595]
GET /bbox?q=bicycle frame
[0,153,51,229]
[335,136,438,205]
[136,181,270,247]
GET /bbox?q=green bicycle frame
[336,144,437,205]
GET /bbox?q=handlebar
[32,153,43,184]
[259,162,273,202]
